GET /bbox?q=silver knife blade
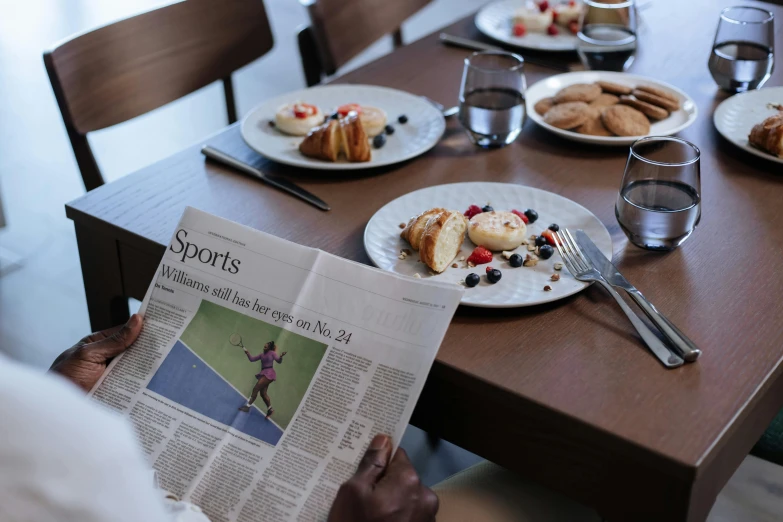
[201,146,330,211]
[574,229,701,362]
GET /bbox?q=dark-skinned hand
[50,314,143,392]
[328,434,438,522]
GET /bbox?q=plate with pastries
[241,85,446,170]
[713,86,783,165]
[476,0,583,52]
[526,71,698,146]
[364,182,612,308]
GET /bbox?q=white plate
[526,71,698,146]
[476,0,578,51]
[713,87,783,165]
[364,182,612,308]
[241,85,445,170]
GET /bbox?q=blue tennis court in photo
[147,340,283,446]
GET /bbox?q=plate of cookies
[526,71,698,145]
[364,182,612,308]
[241,84,446,170]
[713,87,783,164]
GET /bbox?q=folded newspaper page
[89,207,463,522]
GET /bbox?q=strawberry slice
[511,209,529,224]
[467,246,493,265]
[541,229,560,246]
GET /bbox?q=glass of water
[458,51,526,148]
[615,137,701,251]
[708,6,774,93]
[576,0,637,72]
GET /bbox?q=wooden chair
[298,0,432,87]
[44,0,274,191]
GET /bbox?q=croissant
[401,208,467,273]
[749,113,783,158]
[298,113,371,163]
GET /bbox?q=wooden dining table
[66,0,783,520]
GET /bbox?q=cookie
[576,107,613,136]
[544,101,590,129]
[634,85,679,103]
[632,89,680,112]
[601,105,650,136]
[534,97,555,116]
[589,93,620,109]
[553,83,602,104]
[596,81,633,95]
[619,95,669,120]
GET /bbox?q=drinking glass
[708,6,774,93]
[576,0,637,72]
[615,137,701,251]
[458,51,526,148]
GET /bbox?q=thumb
[85,314,143,360]
[353,434,392,485]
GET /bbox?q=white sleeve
[0,356,185,522]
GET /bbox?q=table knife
[439,33,574,72]
[201,146,330,211]
[575,230,701,362]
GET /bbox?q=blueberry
[534,236,547,247]
[465,273,480,287]
[482,205,494,212]
[268,120,276,127]
[539,245,554,259]
[548,223,560,232]
[398,114,408,124]
[373,134,386,149]
[509,254,523,267]
[486,268,502,284]
[524,209,539,224]
[385,124,395,135]
[329,112,339,120]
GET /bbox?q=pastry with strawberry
[275,102,325,136]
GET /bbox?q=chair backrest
[44,0,273,190]
[300,0,432,85]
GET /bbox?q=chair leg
[223,76,238,125]
[298,25,324,87]
[392,27,404,48]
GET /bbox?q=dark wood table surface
[67,1,783,520]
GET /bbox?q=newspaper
[89,207,463,522]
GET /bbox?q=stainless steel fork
[554,229,684,369]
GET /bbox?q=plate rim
[713,87,783,165]
[525,71,699,146]
[475,0,579,52]
[240,84,446,170]
[363,181,613,308]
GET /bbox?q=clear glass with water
[615,137,701,251]
[708,6,774,93]
[458,51,526,148]
[576,0,637,72]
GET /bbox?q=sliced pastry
[749,112,783,158]
[337,103,388,137]
[339,112,372,162]
[275,102,325,136]
[401,208,447,251]
[418,210,468,273]
[299,119,341,162]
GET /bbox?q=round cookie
[553,83,602,104]
[619,95,669,120]
[601,105,650,137]
[634,85,678,103]
[534,97,555,116]
[596,81,632,95]
[543,101,590,129]
[576,107,613,137]
[632,89,680,112]
[589,93,620,109]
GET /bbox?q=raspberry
[569,0,576,6]
[511,209,529,224]
[467,246,493,265]
[568,20,579,35]
[464,205,483,219]
[552,11,559,22]
[486,266,494,274]
[512,23,526,37]
[538,1,549,12]
[547,24,559,36]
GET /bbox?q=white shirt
[0,355,210,522]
